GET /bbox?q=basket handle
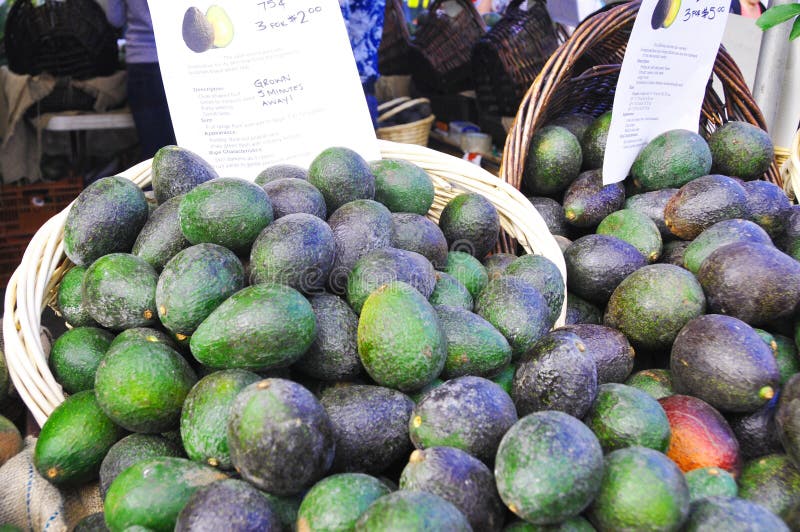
[377,96,411,113]
[377,98,431,122]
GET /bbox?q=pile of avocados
[18,114,800,531]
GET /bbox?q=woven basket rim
[3,139,564,426]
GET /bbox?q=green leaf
[792,16,800,39]
[756,3,800,31]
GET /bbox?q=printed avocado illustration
[651,0,681,29]
[182,6,215,53]
[206,5,234,48]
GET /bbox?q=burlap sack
[0,436,103,531]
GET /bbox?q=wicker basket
[408,0,487,94]
[781,129,800,202]
[378,0,414,76]
[471,0,562,117]
[3,139,564,426]
[500,0,782,241]
[375,97,436,145]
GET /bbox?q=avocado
[262,178,327,220]
[152,146,218,204]
[354,490,471,531]
[597,208,663,262]
[205,5,234,48]
[49,326,114,393]
[71,512,108,532]
[308,147,375,213]
[428,271,473,310]
[357,281,446,392]
[664,174,750,240]
[249,212,334,294]
[176,478,280,531]
[548,112,595,141]
[776,373,800,469]
[64,176,149,266]
[99,433,185,499]
[108,326,177,351]
[255,163,308,184]
[565,292,602,325]
[604,263,706,350]
[685,467,738,502]
[490,363,515,396]
[630,129,713,192]
[561,323,635,383]
[496,411,603,525]
[438,192,501,259]
[104,457,227,531]
[227,378,334,495]
[410,376,517,464]
[503,253,565,325]
[370,158,435,215]
[671,314,779,413]
[562,169,626,228]
[773,334,799,385]
[180,369,260,470]
[293,293,360,381]
[0,414,22,468]
[651,0,681,27]
[182,6,215,52]
[390,212,448,269]
[34,390,125,486]
[584,383,671,453]
[319,384,414,474]
[347,247,436,314]
[95,338,196,433]
[131,195,191,272]
[527,196,570,237]
[523,125,583,196]
[580,111,611,170]
[708,121,774,181]
[738,453,800,522]
[190,283,317,370]
[476,276,552,360]
[434,305,512,379]
[682,219,772,274]
[442,250,488,298]
[624,188,679,238]
[587,446,690,531]
[697,241,800,326]
[778,205,800,260]
[512,330,597,419]
[564,234,648,305]
[83,253,159,331]
[625,368,674,400]
[156,243,244,336]
[400,446,505,531]
[327,199,393,294]
[297,473,391,532]
[683,496,789,531]
[660,239,691,267]
[56,266,98,327]
[659,394,741,476]
[726,397,782,460]
[179,177,273,255]
[742,180,792,238]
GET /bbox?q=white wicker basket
[3,139,565,426]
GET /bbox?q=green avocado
[56,266,98,327]
[151,145,218,204]
[630,129,712,192]
[297,473,391,532]
[99,433,185,499]
[438,192,501,260]
[308,147,375,214]
[354,490,471,531]
[132,195,191,271]
[370,158,434,215]
[49,326,114,393]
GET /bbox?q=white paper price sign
[601,0,730,184]
[148,0,379,178]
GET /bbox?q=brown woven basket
[376,97,436,145]
[408,0,487,94]
[471,0,562,117]
[499,1,781,254]
[378,0,413,75]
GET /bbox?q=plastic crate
[0,177,83,287]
